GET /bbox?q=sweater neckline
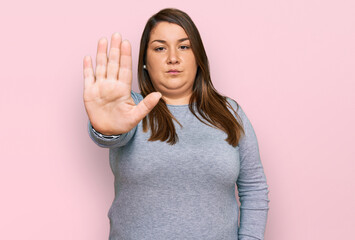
[166,103,189,107]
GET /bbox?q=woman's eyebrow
[150,38,189,44]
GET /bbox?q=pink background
[1,0,354,239]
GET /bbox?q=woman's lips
[167,70,181,74]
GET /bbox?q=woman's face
[146,22,197,104]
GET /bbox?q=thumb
[134,92,162,119]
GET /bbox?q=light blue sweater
[88,90,270,240]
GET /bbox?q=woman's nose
[167,49,179,64]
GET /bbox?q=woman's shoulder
[225,96,243,115]
[224,96,252,128]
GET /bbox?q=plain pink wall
[1,0,354,239]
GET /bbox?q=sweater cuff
[91,126,121,139]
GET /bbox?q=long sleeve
[236,105,270,240]
[87,90,143,148]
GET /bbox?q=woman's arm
[236,105,270,240]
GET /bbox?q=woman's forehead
[149,22,188,43]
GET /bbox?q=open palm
[83,33,161,135]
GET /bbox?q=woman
[83,8,270,240]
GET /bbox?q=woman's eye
[154,47,165,52]
[180,45,190,50]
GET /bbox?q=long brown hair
[138,8,245,147]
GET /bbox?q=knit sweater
[88,90,270,240]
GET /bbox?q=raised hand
[83,33,161,135]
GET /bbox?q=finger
[107,32,121,80]
[133,92,162,121]
[83,55,95,89]
[118,40,132,86]
[95,37,108,81]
